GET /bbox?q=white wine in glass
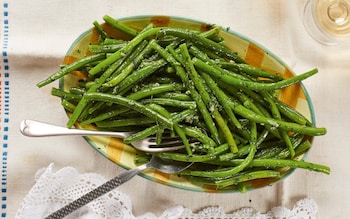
[304,0,350,45]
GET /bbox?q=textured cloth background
[1,0,348,218]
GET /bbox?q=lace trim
[15,164,318,219]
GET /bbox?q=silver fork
[44,154,193,219]
[20,119,187,152]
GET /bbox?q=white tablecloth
[2,0,348,218]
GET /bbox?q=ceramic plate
[60,15,315,193]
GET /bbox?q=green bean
[228,99,326,136]
[95,117,155,128]
[261,91,295,157]
[102,38,127,45]
[69,87,86,95]
[187,144,256,178]
[126,83,184,100]
[171,108,198,124]
[84,92,173,129]
[93,20,108,40]
[199,73,243,130]
[80,106,130,125]
[144,73,182,84]
[113,59,167,92]
[124,108,197,144]
[156,92,192,101]
[86,101,106,115]
[124,125,159,144]
[80,83,184,125]
[148,103,192,155]
[141,98,196,109]
[37,53,106,88]
[268,136,308,159]
[198,25,222,39]
[104,40,149,84]
[215,170,281,188]
[178,43,237,152]
[218,62,284,81]
[182,126,217,149]
[89,26,161,76]
[275,99,311,125]
[292,140,312,157]
[61,99,76,112]
[67,53,127,127]
[220,126,271,161]
[158,28,245,63]
[219,144,250,161]
[104,40,155,87]
[191,45,281,139]
[157,143,229,162]
[150,40,221,144]
[88,44,126,53]
[193,57,319,91]
[229,158,330,175]
[51,87,82,101]
[103,15,139,37]
[70,43,145,126]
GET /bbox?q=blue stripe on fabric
[1,2,9,218]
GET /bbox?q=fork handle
[45,164,148,219]
[20,119,133,138]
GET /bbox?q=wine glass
[303,0,350,45]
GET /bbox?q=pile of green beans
[38,15,329,191]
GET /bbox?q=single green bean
[69,87,86,95]
[103,15,139,37]
[61,99,76,112]
[229,158,330,174]
[218,62,284,81]
[51,87,82,101]
[37,53,106,88]
[275,99,311,125]
[93,20,108,40]
[124,125,159,144]
[95,117,155,128]
[292,140,312,157]
[141,98,196,109]
[102,38,127,45]
[88,44,126,54]
[156,92,192,101]
[193,57,319,91]
[126,83,184,100]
